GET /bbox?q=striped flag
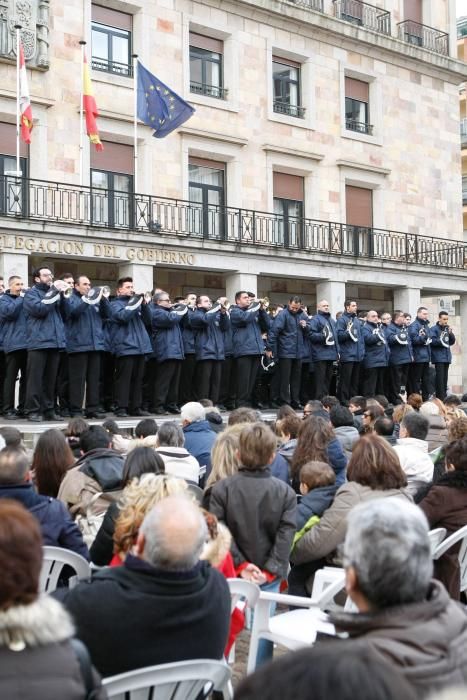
[19,44,33,144]
[83,53,103,151]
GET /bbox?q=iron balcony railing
[333,0,391,35]
[346,118,374,135]
[461,118,467,148]
[273,101,306,118]
[190,81,228,100]
[463,176,467,206]
[91,57,133,78]
[397,21,449,56]
[287,0,324,12]
[0,175,465,269]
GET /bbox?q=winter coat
[278,438,297,465]
[223,324,233,357]
[0,292,28,352]
[206,410,224,433]
[393,438,434,496]
[386,322,413,366]
[0,596,105,700]
[155,446,201,484]
[55,554,230,678]
[230,304,269,358]
[267,307,309,359]
[419,469,467,599]
[431,322,456,364]
[63,290,109,353]
[151,304,185,362]
[209,467,297,579]
[333,425,360,459]
[183,420,217,477]
[0,482,88,559]
[181,308,196,355]
[297,483,338,530]
[330,581,467,698]
[108,297,152,357]
[270,452,290,483]
[290,482,412,565]
[326,438,348,487]
[191,307,229,361]
[89,501,119,567]
[362,322,388,368]
[23,283,66,350]
[336,312,365,363]
[308,311,339,362]
[408,318,432,363]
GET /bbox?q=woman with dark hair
[358,404,384,435]
[289,434,411,596]
[65,417,89,458]
[0,500,105,699]
[290,416,347,492]
[32,429,75,498]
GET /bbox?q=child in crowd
[294,461,337,548]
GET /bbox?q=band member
[218,297,235,410]
[308,299,339,399]
[431,311,456,401]
[109,277,152,417]
[0,275,27,418]
[386,311,413,405]
[178,292,197,405]
[151,290,187,414]
[63,275,109,418]
[336,299,365,405]
[266,295,308,408]
[55,272,74,417]
[191,295,229,405]
[361,310,389,397]
[23,267,67,422]
[230,291,270,407]
[407,306,432,401]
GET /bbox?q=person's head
[8,275,23,295]
[74,275,91,296]
[447,415,467,442]
[79,425,111,454]
[134,418,158,439]
[366,309,378,323]
[59,272,74,285]
[156,422,185,448]
[65,416,90,438]
[344,498,432,611]
[302,400,324,419]
[392,402,413,425]
[186,292,197,306]
[392,311,405,326]
[276,414,301,441]
[154,290,171,307]
[347,434,407,490]
[287,295,302,314]
[416,306,429,322]
[235,290,251,309]
[299,461,336,496]
[228,407,258,426]
[0,500,43,611]
[400,412,429,441]
[32,266,53,286]
[137,494,206,571]
[403,312,412,323]
[196,294,212,310]
[116,276,134,296]
[329,405,354,428]
[0,448,30,485]
[349,396,366,414]
[32,429,75,498]
[406,393,422,411]
[361,404,384,430]
[344,300,357,315]
[121,446,165,486]
[0,426,22,448]
[102,419,121,436]
[207,424,243,488]
[181,402,205,426]
[317,299,330,313]
[321,396,339,412]
[444,395,462,408]
[374,395,389,411]
[373,417,394,437]
[276,404,297,421]
[445,438,467,472]
[438,311,449,327]
[291,416,334,477]
[238,423,276,470]
[199,398,214,408]
[381,312,391,325]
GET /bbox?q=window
[273,57,305,119]
[91,141,133,228]
[346,185,373,256]
[189,33,226,99]
[345,78,372,135]
[188,158,225,239]
[91,5,132,77]
[273,173,304,247]
[0,123,28,216]
[340,0,364,26]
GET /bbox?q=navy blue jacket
[362,322,389,368]
[0,482,89,558]
[270,452,290,484]
[326,438,347,487]
[431,322,455,364]
[183,420,216,478]
[386,322,413,366]
[23,283,66,350]
[63,290,109,353]
[308,311,339,362]
[336,312,365,363]
[191,307,229,361]
[223,324,233,358]
[181,308,196,355]
[109,297,152,357]
[408,318,432,363]
[151,305,185,362]
[0,292,27,353]
[267,307,309,359]
[230,304,270,358]
[297,483,338,530]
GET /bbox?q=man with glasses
[151,290,187,414]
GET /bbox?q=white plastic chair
[103,659,232,700]
[432,524,467,593]
[428,527,447,555]
[40,545,91,593]
[226,579,260,663]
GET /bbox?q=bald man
[308,300,339,399]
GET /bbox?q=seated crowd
[1,392,467,699]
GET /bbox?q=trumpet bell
[63,286,74,299]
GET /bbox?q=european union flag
[137,61,195,138]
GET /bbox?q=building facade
[0,0,467,388]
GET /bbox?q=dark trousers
[68,351,101,415]
[337,362,361,404]
[407,362,430,400]
[3,349,27,414]
[363,366,385,398]
[288,559,327,598]
[278,358,302,405]
[219,356,235,408]
[235,355,260,407]
[179,354,197,405]
[435,363,450,401]
[387,364,409,405]
[56,352,69,411]
[313,360,334,399]
[154,359,181,410]
[25,349,60,415]
[142,358,157,411]
[196,359,222,405]
[100,351,115,411]
[115,355,145,412]
[300,362,314,405]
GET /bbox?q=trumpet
[53,280,74,298]
[82,286,111,305]
[218,297,231,311]
[144,291,153,304]
[258,297,270,309]
[19,287,30,297]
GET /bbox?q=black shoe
[166,405,181,415]
[270,400,281,409]
[130,409,151,417]
[44,412,64,421]
[60,409,71,418]
[153,408,166,415]
[27,414,43,422]
[114,409,129,418]
[86,411,107,419]
[4,411,18,420]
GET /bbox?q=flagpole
[132,53,138,194]
[79,40,86,187]
[15,24,21,176]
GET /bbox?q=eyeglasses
[363,413,371,418]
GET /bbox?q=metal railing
[346,118,374,135]
[0,175,465,269]
[287,0,324,11]
[461,118,467,148]
[463,176,467,206]
[190,82,228,100]
[91,57,133,77]
[333,0,391,35]
[397,21,449,56]
[273,101,306,118]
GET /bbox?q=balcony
[190,82,228,100]
[463,176,467,206]
[288,0,324,11]
[345,118,374,135]
[273,101,306,118]
[397,21,449,56]
[333,0,391,35]
[91,57,133,78]
[0,175,465,270]
[461,119,467,148]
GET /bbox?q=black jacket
[89,501,119,566]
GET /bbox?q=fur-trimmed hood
[0,595,74,650]
[201,522,232,568]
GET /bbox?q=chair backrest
[186,482,204,504]
[103,659,231,700]
[227,578,260,613]
[432,524,467,560]
[428,527,447,555]
[40,546,91,593]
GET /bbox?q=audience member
[373,417,397,445]
[329,405,359,458]
[181,402,216,479]
[64,416,89,458]
[407,393,423,411]
[302,400,328,421]
[228,407,259,425]
[291,416,347,492]
[276,414,301,465]
[32,429,75,498]
[0,426,24,450]
[203,424,243,510]
[199,399,225,433]
[419,401,448,451]
[295,461,337,534]
[392,402,414,438]
[321,396,340,413]
[444,395,462,409]
[155,421,200,483]
[348,396,366,428]
[358,404,384,435]
[393,412,434,496]
[276,404,297,420]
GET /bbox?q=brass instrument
[42,281,73,305]
[144,291,153,304]
[395,323,408,345]
[440,327,451,348]
[218,297,231,311]
[346,318,358,343]
[82,286,111,305]
[322,324,335,346]
[172,302,188,316]
[418,324,432,345]
[372,322,386,344]
[258,297,269,309]
[19,288,30,298]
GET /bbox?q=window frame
[345,96,373,135]
[90,168,134,229]
[272,58,305,119]
[189,44,225,99]
[0,154,28,216]
[91,21,132,77]
[188,161,226,240]
[273,196,304,248]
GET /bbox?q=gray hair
[181,402,205,423]
[140,495,207,571]
[344,498,432,608]
[156,422,184,447]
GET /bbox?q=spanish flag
[83,53,103,151]
[19,44,33,144]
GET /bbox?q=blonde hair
[113,473,188,557]
[447,415,467,441]
[445,407,465,423]
[393,403,414,424]
[206,424,243,488]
